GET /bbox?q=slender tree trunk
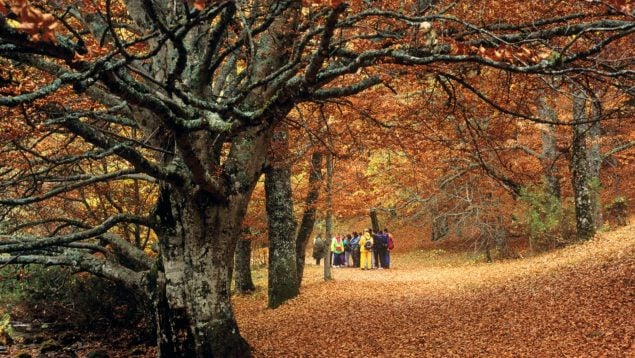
[234,238,255,294]
[571,92,596,241]
[370,208,380,232]
[484,240,492,263]
[588,97,603,227]
[537,97,562,199]
[323,153,333,281]
[494,219,509,258]
[265,129,299,308]
[295,151,324,286]
[152,187,251,357]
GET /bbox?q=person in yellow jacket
[359,229,374,270]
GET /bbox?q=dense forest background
[0,0,633,357]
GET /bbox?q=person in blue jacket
[349,232,361,267]
[373,230,388,269]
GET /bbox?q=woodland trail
[235,225,635,357]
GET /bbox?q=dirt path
[235,225,635,357]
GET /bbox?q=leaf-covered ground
[235,225,635,357]
[4,225,633,357]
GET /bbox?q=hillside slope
[235,224,635,357]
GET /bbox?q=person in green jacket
[331,235,345,267]
[359,229,373,270]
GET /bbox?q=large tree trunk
[265,129,299,309]
[571,92,596,241]
[152,187,251,357]
[149,122,273,356]
[234,238,255,294]
[295,151,324,286]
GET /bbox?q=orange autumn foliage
[0,0,58,42]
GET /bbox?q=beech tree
[1,0,633,356]
[264,127,299,308]
[234,236,256,294]
[295,150,324,285]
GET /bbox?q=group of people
[312,228,395,269]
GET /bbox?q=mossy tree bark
[153,182,258,357]
[571,91,596,241]
[265,129,300,308]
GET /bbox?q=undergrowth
[0,265,152,340]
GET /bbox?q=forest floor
[2,223,633,357]
[234,224,635,357]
